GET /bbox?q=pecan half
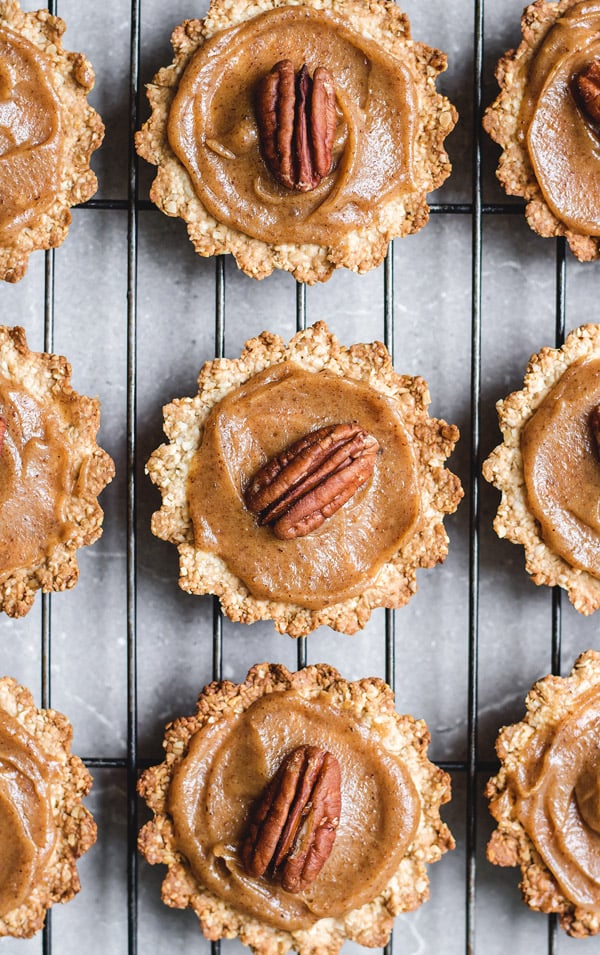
[256,60,337,192]
[244,423,379,540]
[590,404,600,458]
[241,745,341,894]
[0,417,5,455]
[576,60,600,124]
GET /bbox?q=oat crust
[138,662,454,954]
[483,0,600,260]
[135,0,457,284]
[0,0,104,282]
[483,323,600,613]
[0,326,115,617]
[146,321,463,636]
[486,651,600,937]
[0,676,96,938]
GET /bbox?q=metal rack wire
[26,0,572,952]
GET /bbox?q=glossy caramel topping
[168,692,420,931]
[0,709,57,917]
[0,377,75,577]
[521,1,600,235]
[168,5,417,246]
[521,357,600,577]
[188,362,420,609]
[0,25,63,241]
[509,685,600,911]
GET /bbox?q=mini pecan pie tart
[135,0,457,284]
[0,676,96,938]
[484,0,600,260]
[0,326,115,617]
[147,322,462,636]
[0,0,104,282]
[138,663,454,954]
[487,651,600,936]
[483,323,600,613]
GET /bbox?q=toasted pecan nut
[256,60,337,192]
[576,60,600,124]
[244,423,379,540]
[242,745,341,893]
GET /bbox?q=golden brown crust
[483,0,600,260]
[135,0,457,284]
[486,651,600,937]
[138,663,454,954]
[0,0,104,282]
[0,676,97,938]
[146,321,463,636]
[0,326,115,617]
[482,323,600,613]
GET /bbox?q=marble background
[1,0,599,952]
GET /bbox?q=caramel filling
[188,362,420,609]
[509,685,600,911]
[0,378,75,577]
[0,25,63,241]
[521,357,600,578]
[168,5,417,246]
[521,0,600,235]
[0,709,58,917]
[168,692,421,931]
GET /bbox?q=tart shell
[483,0,600,261]
[135,0,457,284]
[483,323,600,614]
[0,676,97,938]
[138,662,454,955]
[0,0,104,282]
[486,651,600,937]
[0,326,115,617]
[146,321,463,637]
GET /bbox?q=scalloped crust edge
[486,650,600,937]
[138,662,454,955]
[482,0,600,261]
[135,0,457,284]
[0,326,115,617]
[0,0,104,282]
[482,323,600,614]
[0,676,97,938]
[146,321,463,636]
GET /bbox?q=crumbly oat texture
[146,322,463,637]
[135,0,457,284]
[0,676,97,938]
[482,323,600,613]
[0,0,104,282]
[486,651,600,937]
[483,0,600,261]
[138,662,454,955]
[0,326,115,617]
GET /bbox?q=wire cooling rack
[3,0,597,953]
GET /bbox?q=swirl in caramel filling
[521,357,600,578]
[168,5,417,246]
[168,691,420,931]
[0,710,58,917]
[520,0,600,235]
[0,25,63,241]
[509,684,600,910]
[0,377,75,578]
